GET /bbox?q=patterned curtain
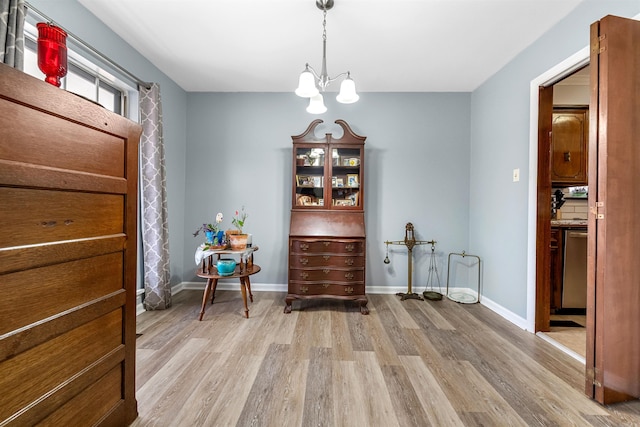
[0,0,25,69]
[140,83,172,310]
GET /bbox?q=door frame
[527,47,590,332]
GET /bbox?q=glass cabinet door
[330,147,361,208]
[294,146,325,207]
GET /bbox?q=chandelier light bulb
[306,93,327,114]
[336,73,359,104]
[295,65,319,98]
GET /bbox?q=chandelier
[295,0,359,114]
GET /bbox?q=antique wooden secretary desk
[285,119,369,314]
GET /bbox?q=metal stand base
[396,292,424,301]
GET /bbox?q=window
[22,20,137,119]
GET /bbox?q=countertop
[551,219,588,228]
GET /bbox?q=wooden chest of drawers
[286,236,368,314]
[0,64,140,426]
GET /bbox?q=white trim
[481,294,528,330]
[526,47,590,333]
[536,332,586,364]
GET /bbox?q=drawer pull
[300,257,309,265]
[345,244,355,252]
[323,241,331,247]
[300,243,309,251]
[323,255,330,261]
[322,283,330,288]
[323,268,330,275]
[345,272,354,280]
[344,258,354,266]
[300,272,309,280]
[300,286,309,294]
[345,287,354,294]
[41,221,57,227]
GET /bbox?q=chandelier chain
[322,10,327,42]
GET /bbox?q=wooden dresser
[285,120,368,314]
[0,64,141,425]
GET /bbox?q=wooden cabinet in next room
[285,120,368,314]
[551,107,588,185]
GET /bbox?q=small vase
[205,230,224,245]
[229,233,248,250]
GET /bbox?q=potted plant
[228,207,249,250]
[193,212,225,248]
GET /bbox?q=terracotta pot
[229,233,248,250]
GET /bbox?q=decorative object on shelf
[294,0,359,114]
[193,212,226,247]
[37,23,68,87]
[216,258,237,276]
[384,222,438,301]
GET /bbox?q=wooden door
[586,15,640,404]
[535,85,553,332]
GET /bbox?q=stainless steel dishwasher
[563,228,588,308]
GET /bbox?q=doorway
[525,46,589,345]
[540,67,590,361]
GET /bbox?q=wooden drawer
[288,283,365,297]
[0,97,125,178]
[0,187,124,248]
[0,309,123,423]
[290,267,364,283]
[0,252,124,335]
[290,239,363,254]
[289,253,364,268]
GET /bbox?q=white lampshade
[295,69,319,98]
[336,74,359,104]
[306,93,327,114]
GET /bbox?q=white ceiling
[77,0,584,93]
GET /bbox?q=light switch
[513,168,520,182]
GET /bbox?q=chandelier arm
[305,63,321,80]
[325,71,350,84]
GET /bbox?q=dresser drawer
[290,267,364,282]
[288,283,365,297]
[290,239,363,254]
[289,254,364,268]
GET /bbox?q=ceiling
[77,0,585,93]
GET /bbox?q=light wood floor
[131,290,640,426]
[545,314,587,359]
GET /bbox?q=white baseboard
[479,294,529,331]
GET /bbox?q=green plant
[231,207,248,233]
[193,212,224,237]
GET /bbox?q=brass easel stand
[384,223,436,301]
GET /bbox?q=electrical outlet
[513,168,520,182]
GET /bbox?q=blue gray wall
[469,0,640,321]
[26,0,640,326]
[185,93,471,288]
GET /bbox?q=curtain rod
[25,1,152,90]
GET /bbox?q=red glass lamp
[37,23,68,87]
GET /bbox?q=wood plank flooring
[131,290,640,426]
